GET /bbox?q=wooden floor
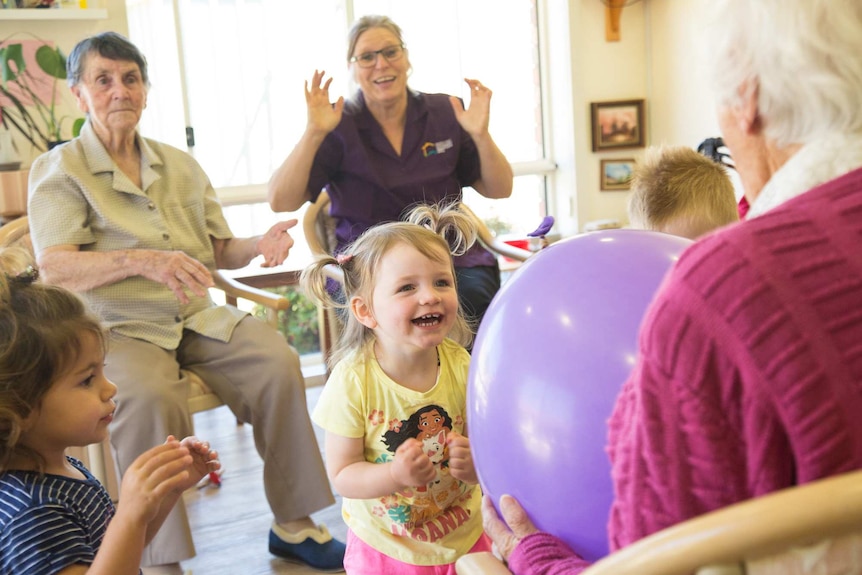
[180,385,347,575]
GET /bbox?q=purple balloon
[468,229,692,561]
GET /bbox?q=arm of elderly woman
[212,218,298,269]
[449,78,514,200]
[37,218,299,304]
[38,245,214,305]
[483,495,591,575]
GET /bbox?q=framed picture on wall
[591,99,645,151]
[600,158,635,191]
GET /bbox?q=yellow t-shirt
[312,338,483,566]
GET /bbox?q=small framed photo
[591,99,645,151]
[600,158,635,191]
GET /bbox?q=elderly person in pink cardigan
[483,0,862,573]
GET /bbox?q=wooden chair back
[455,470,862,575]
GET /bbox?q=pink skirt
[343,529,493,575]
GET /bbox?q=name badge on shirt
[422,139,454,157]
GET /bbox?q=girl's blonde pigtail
[404,202,478,257]
[299,256,345,312]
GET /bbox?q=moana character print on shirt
[376,404,472,528]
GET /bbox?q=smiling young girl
[0,247,219,575]
[301,204,491,574]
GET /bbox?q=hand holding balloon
[482,494,540,562]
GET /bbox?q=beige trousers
[105,315,335,567]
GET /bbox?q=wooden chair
[300,192,535,366]
[301,191,345,369]
[455,469,862,575]
[0,216,291,498]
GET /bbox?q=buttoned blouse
[28,122,245,350]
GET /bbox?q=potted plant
[0,35,84,154]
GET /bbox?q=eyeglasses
[349,44,405,68]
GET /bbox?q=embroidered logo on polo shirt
[421,139,454,157]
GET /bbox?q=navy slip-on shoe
[269,524,346,572]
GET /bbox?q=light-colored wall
[647,0,719,148]
[0,0,129,163]
[562,0,717,231]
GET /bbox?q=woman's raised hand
[450,77,492,140]
[305,70,345,136]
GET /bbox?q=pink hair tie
[335,253,353,266]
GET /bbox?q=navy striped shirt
[0,457,116,574]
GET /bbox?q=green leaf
[0,43,26,84]
[72,117,85,137]
[35,45,66,80]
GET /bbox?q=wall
[0,0,129,165]
[575,0,647,231]
[646,0,719,148]
[562,0,718,231]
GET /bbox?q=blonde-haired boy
[627,145,738,239]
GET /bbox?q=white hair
[708,0,862,147]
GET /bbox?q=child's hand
[446,431,478,484]
[390,438,436,487]
[178,435,221,490]
[116,437,195,524]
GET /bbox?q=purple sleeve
[508,533,591,575]
[307,131,344,203]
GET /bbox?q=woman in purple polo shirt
[268,14,513,331]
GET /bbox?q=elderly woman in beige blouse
[27,32,345,574]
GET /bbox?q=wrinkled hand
[483,494,540,562]
[138,250,213,304]
[390,438,437,487]
[116,437,197,524]
[178,435,221,490]
[256,219,299,267]
[446,431,478,484]
[449,78,492,140]
[305,70,344,136]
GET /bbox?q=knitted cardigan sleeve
[508,532,590,575]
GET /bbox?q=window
[126,0,556,237]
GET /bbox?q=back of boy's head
[0,247,104,472]
[301,203,476,368]
[627,145,738,239]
